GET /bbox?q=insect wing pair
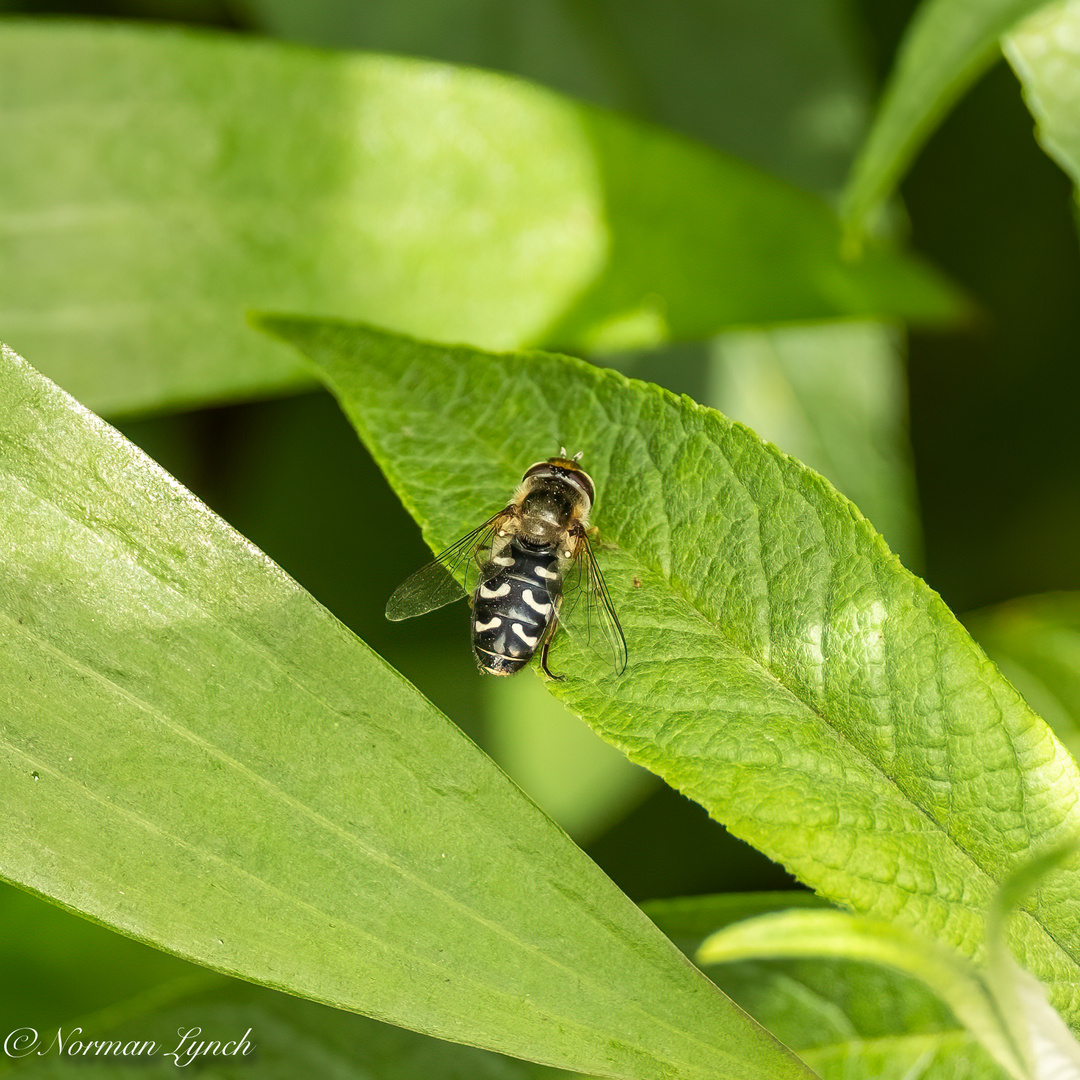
[386,463,626,678]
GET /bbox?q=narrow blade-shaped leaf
[645,893,965,1068]
[0,342,812,1080]
[259,315,1080,1032]
[0,20,963,416]
[842,0,1051,238]
[698,911,1025,1079]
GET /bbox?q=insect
[386,450,627,679]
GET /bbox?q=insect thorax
[516,475,589,548]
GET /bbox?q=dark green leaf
[5,978,555,1080]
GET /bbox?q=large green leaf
[842,0,1051,238]
[1005,2,1080,190]
[0,341,812,1080]
[259,315,1080,1030]
[247,0,872,197]
[0,884,551,1080]
[0,19,962,417]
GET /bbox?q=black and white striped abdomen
[472,541,560,675]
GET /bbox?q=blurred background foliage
[1,0,1077,1072]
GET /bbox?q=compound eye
[521,461,551,481]
[574,469,596,504]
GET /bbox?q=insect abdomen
[472,542,559,676]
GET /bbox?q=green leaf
[0,19,963,417]
[696,849,1080,1080]
[802,1032,1006,1080]
[649,893,934,1037]
[247,0,873,197]
[0,884,551,1080]
[643,894,1002,1080]
[842,0,1051,238]
[258,315,1080,1032]
[1005,2,1080,190]
[698,910,1025,1078]
[0,881,202,1036]
[985,845,1080,1080]
[0,341,812,1080]
[966,593,1080,762]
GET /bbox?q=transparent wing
[557,533,628,675]
[385,510,511,621]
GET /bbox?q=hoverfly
[386,451,627,679]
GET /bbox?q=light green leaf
[986,845,1080,1080]
[802,1032,1005,1080]
[967,593,1080,761]
[258,315,1080,1032]
[698,910,1025,1078]
[645,893,965,1070]
[706,321,920,567]
[0,341,813,1080]
[0,19,963,417]
[1005,1,1080,189]
[842,0,1052,238]
[247,0,872,197]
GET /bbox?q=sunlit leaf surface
[0,20,962,416]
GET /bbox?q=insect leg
[538,604,565,681]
